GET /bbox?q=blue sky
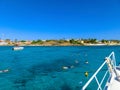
[0,0,120,40]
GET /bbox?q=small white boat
[12,46,24,50]
[81,52,120,90]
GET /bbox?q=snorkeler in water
[0,69,9,73]
[85,60,89,64]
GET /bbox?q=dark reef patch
[61,83,72,90]
[27,58,81,76]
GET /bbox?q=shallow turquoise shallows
[0,46,120,90]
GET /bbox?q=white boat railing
[81,52,116,90]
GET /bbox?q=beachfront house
[0,40,8,45]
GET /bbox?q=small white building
[0,40,8,45]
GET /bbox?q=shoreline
[1,44,120,47]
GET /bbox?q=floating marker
[84,71,89,77]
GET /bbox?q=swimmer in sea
[75,60,79,64]
[85,60,89,64]
[0,69,9,73]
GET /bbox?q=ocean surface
[0,46,120,90]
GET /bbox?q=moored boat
[12,46,24,50]
[12,39,24,50]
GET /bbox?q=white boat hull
[12,46,24,50]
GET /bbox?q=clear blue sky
[0,0,120,40]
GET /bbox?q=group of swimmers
[62,60,89,69]
[62,60,79,70]
[62,59,89,78]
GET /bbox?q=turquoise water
[0,46,120,90]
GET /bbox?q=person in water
[75,60,79,64]
[0,69,9,73]
[85,60,89,64]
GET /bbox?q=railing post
[95,76,102,90]
[81,52,115,90]
[81,61,106,90]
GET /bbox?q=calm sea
[0,46,120,90]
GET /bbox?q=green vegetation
[31,40,44,44]
[57,39,68,43]
[81,38,97,44]
[101,39,109,43]
[69,39,83,45]
[1,38,120,46]
[20,40,26,42]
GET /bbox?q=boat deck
[106,67,120,90]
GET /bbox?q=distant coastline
[26,43,120,46]
[0,39,120,46]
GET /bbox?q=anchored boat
[12,46,24,50]
[12,39,24,50]
[12,44,24,50]
[81,52,120,90]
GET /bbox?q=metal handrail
[81,52,115,90]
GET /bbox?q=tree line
[2,38,120,45]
